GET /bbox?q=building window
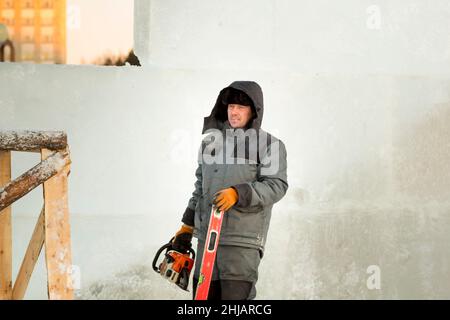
[42,34,53,42]
[41,26,54,43]
[41,17,53,25]
[21,43,35,61]
[3,1,13,9]
[41,51,53,60]
[21,9,35,19]
[23,34,33,42]
[1,9,14,18]
[22,0,33,9]
[3,18,15,25]
[40,42,54,60]
[22,28,34,42]
[23,18,34,25]
[42,0,53,9]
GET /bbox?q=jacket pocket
[222,208,264,240]
[234,162,258,182]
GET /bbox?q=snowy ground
[12,196,450,299]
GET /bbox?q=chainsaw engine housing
[153,240,195,291]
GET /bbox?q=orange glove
[175,224,194,237]
[172,224,194,253]
[213,187,239,212]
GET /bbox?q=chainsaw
[152,237,195,291]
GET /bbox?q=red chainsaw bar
[194,205,225,300]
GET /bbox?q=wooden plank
[42,148,74,300]
[0,151,12,299]
[12,206,45,300]
[0,149,71,212]
[0,131,67,151]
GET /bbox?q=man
[173,81,288,300]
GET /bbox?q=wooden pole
[12,207,45,300]
[0,149,71,212]
[0,151,12,299]
[0,131,67,152]
[42,148,74,300]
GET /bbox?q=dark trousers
[192,278,253,300]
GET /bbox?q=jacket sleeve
[233,140,288,209]
[182,163,203,226]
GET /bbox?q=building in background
[0,0,66,64]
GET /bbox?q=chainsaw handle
[152,241,172,273]
[152,237,196,272]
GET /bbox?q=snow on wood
[0,131,67,151]
[0,149,71,212]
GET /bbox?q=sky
[66,0,134,64]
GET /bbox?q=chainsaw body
[153,239,195,291]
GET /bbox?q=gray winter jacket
[182,81,288,255]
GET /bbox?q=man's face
[227,104,253,129]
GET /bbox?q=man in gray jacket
[173,81,288,300]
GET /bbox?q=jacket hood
[202,81,264,134]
